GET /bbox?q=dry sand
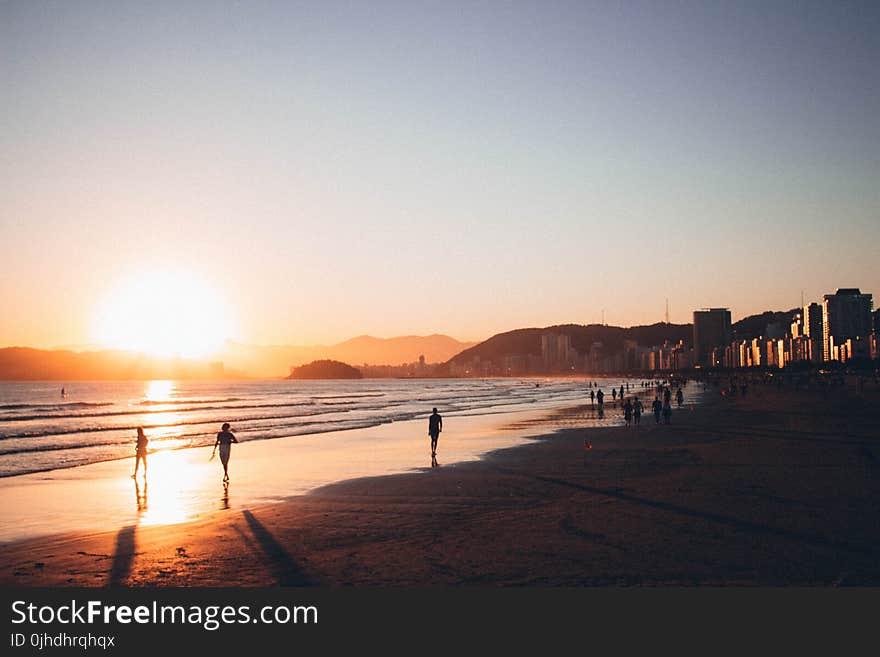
[3,380,879,586]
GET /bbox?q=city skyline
[2,282,873,381]
[3,2,879,352]
[0,282,875,353]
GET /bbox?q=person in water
[132,427,148,479]
[214,423,238,482]
[428,407,443,457]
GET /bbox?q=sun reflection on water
[134,449,214,526]
[144,380,175,403]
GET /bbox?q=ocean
[0,378,639,478]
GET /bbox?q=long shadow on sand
[108,525,136,586]
[502,469,879,560]
[242,509,313,586]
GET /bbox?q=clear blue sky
[2,1,878,348]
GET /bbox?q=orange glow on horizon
[92,269,234,359]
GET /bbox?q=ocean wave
[0,399,317,423]
[0,378,611,477]
[137,397,243,406]
[0,414,396,461]
[0,393,545,442]
[0,401,114,410]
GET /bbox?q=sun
[93,269,234,358]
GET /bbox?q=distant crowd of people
[585,378,684,427]
[700,369,879,400]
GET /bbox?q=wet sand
[2,381,879,586]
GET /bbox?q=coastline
[2,380,879,586]
[0,380,660,544]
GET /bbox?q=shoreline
[3,380,878,585]
[0,384,666,545]
[0,376,618,479]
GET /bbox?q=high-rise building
[540,332,573,371]
[540,333,557,370]
[693,308,731,367]
[557,334,573,369]
[790,313,804,339]
[822,289,873,361]
[802,302,824,363]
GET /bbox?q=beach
[2,379,879,586]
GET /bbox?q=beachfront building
[693,308,732,367]
[540,332,576,371]
[788,335,811,364]
[802,302,824,363]
[829,336,872,364]
[822,288,873,362]
[687,289,876,370]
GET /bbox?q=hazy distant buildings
[822,289,873,361]
[693,308,731,367]
[541,332,575,371]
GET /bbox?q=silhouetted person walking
[634,398,643,425]
[597,389,604,408]
[663,399,672,424]
[132,427,148,479]
[652,396,662,424]
[612,388,617,401]
[214,422,238,482]
[590,389,595,406]
[676,387,684,408]
[428,407,442,457]
[623,398,633,427]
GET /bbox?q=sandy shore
[2,380,879,586]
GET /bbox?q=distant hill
[449,323,692,366]
[0,314,804,380]
[219,334,475,377]
[447,312,802,373]
[328,334,473,367]
[732,309,798,340]
[0,334,476,380]
[287,360,362,379]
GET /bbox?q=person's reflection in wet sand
[597,406,605,419]
[135,479,147,513]
[221,481,230,510]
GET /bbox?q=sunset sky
[2,1,878,352]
